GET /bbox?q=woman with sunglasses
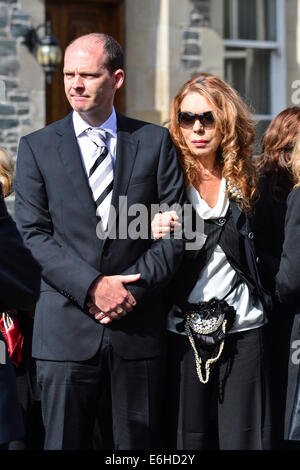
[152,73,272,450]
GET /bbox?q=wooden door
[45,0,125,124]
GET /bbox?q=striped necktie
[86,128,114,230]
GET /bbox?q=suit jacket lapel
[56,113,99,221]
[104,113,139,239]
[56,113,139,241]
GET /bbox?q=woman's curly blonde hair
[291,132,300,189]
[169,73,258,212]
[0,147,14,197]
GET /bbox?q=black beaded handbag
[182,279,240,384]
[175,208,241,383]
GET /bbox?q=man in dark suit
[14,33,185,450]
[0,188,41,448]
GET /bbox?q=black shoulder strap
[174,208,230,307]
[204,208,244,299]
[197,207,231,267]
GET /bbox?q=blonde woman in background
[276,133,300,446]
[0,147,44,449]
[0,147,41,449]
[291,135,300,188]
[253,108,300,448]
[0,147,14,197]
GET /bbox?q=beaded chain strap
[185,314,228,384]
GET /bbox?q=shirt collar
[72,107,117,138]
[187,177,229,219]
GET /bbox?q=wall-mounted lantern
[23,21,62,84]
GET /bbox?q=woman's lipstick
[192,139,208,146]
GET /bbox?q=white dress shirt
[168,177,266,335]
[72,107,117,177]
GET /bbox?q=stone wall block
[11,12,30,21]
[9,94,29,102]
[183,31,199,40]
[0,0,44,169]
[6,131,17,142]
[0,57,19,75]
[183,43,201,55]
[0,6,8,27]
[0,104,15,114]
[0,118,18,129]
[0,39,16,56]
[3,78,18,90]
[11,23,30,38]
[16,107,29,115]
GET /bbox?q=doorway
[45,0,125,124]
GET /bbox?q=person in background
[0,147,14,199]
[275,133,300,446]
[0,147,44,450]
[0,147,41,449]
[0,329,24,450]
[254,107,300,295]
[151,73,271,450]
[253,107,300,448]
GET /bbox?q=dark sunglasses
[177,111,215,129]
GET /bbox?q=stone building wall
[0,0,44,160]
[0,0,44,213]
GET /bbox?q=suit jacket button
[248,232,254,239]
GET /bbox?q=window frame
[223,0,286,120]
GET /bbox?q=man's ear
[113,69,125,90]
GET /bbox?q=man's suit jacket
[14,112,186,362]
[0,190,41,445]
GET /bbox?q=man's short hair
[67,33,124,75]
[101,34,124,74]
